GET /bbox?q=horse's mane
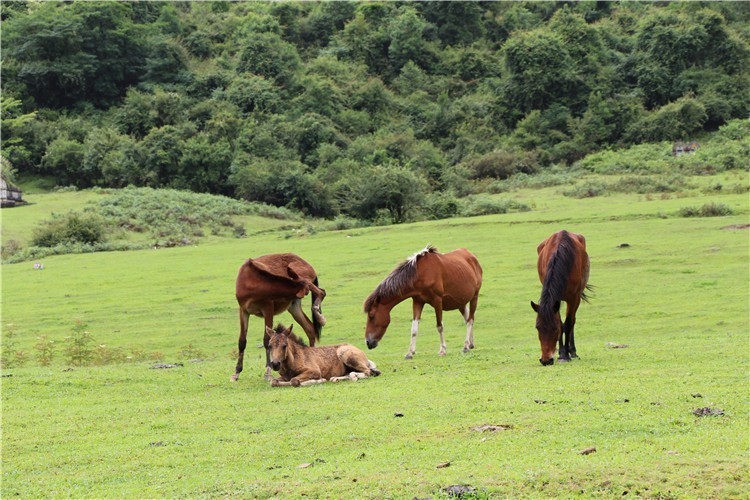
[363,245,438,311]
[538,232,576,328]
[273,323,307,346]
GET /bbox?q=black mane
[363,245,437,311]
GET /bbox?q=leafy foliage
[2,1,748,222]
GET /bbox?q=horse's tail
[582,283,595,303]
[311,277,325,341]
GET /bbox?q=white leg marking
[406,319,419,359]
[464,318,474,352]
[299,378,327,386]
[438,324,446,356]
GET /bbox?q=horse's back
[418,248,482,308]
[537,230,589,297]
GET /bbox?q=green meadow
[2,173,748,498]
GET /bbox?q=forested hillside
[2,1,748,222]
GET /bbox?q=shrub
[423,191,461,220]
[1,324,28,369]
[34,335,55,366]
[460,195,531,217]
[64,320,95,367]
[31,213,107,248]
[1,239,23,260]
[470,150,539,179]
[678,202,734,218]
[562,181,609,198]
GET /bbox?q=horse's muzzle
[270,361,281,371]
[539,358,554,366]
[366,339,378,350]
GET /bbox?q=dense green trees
[3,1,748,223]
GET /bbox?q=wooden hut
[1,175,24,208]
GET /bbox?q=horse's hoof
[558,357,570,363]
[438,351,446,357]
[404,354,413,360]
[230,375,239,382]
[462,347,470,354]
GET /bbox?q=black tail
[582,283,595,303]
[312,277,323,341]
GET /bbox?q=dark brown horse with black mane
[232,253,326,381]
[531,230,591,366]
[268,324,380,387]
[364,245,482,359]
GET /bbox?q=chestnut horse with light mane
[364,245,482,359]
[268,324,380,387]
[232,253,326,381]
[531,230,592,366]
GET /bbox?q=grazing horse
[232,253,326,382]
[531,230,591,366]
[364,245,482,359]
[268,324,381,387]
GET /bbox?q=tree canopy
[3,1,748,222]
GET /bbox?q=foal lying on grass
[268,324,380,387]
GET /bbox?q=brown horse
[232,253,326,382]
[268,324,381,387]
[364,245,482,359]
[531,230,592,366]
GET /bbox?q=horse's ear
[530,301,539,312]
[285,324,294,335]
[265,326,275,336]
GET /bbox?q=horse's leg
[405,300,425,360]
[308,281,327,328]
[565,297,582,359]
[434,301,446,356]
[290,369,323,386]
[271,378,293,387]
[231,307,249,382]
[298,378,327,386]
[331,372,368,382]
[288,299,318,346]
[463,295,478,353]
[262,308,275,381]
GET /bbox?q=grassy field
[2,173,748,498]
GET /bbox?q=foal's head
[268,324,301,372]
[531,300,561,366]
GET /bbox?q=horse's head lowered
[531,300,561,366]
[363,247,433,349]
[268,324,299,372]
[364,297,392,350]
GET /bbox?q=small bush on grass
[460,196,531,217]
[64,320,95,367]
[423,191,461,220]
[1,324,28,369]
[1,239,23,260]
[34,335,55,366]
[678,202,734,217]
[562,181,609,198]
[32,213,107,247]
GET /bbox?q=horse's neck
[282,343,305,375]
[380,292,412,310]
